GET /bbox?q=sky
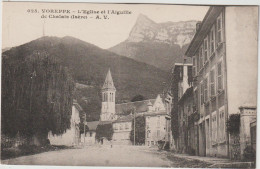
[2,2,209,49]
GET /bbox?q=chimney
[196,21,202,32]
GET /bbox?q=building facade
[171,61,194,153]
[97,69,172,146]
[185,6,258,158]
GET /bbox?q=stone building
[185,6,258,158]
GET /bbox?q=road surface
[2,145,172,167]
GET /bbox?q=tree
[95,123,114,142]
[130,116,145,145]
[2,51,74,145]
[226,114,240,135]
[131,95,146,102]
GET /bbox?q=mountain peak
[126,14,197,47]
[136,14,156,24]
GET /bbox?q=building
[185,6,258,158]
[48,100,82,146]
[171,60,194,153]
[97,69,172,146]
[81,121,99,145]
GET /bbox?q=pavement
[1,145,172,167]
[1,145,254,168]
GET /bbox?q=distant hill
[2,47,11,53]
[109,14,197,71]
[2,36,169,121]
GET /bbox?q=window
[125,123,129,130]
[218,108,226,142]
[146,117,150,129]
[204,36,208,62]
[217,62,223,91]
[157,116,160,127]
[114,124,118,130]
[204,77,209,102]
[216,13,223,44]
[200,83,204,105]
[210,69,216,96]
[199,46,204,69]
[196,54,200,73]
[192,56,196,76]
[212,114,217,143]
[210,26,215,54]
[90,132,92,137]
[157,130,160,138]
[147,130,151,138]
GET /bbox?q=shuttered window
[217,62,223,91]
[210,69,216,96]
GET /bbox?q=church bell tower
[100,69,116,121]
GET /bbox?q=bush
[95,123,113,141]
[243,145,256,162]
[226,114,240,135]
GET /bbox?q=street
[1,145,210,167]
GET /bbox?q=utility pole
[84,114,86,145]
[30,71,36,113]
[133,108,136,146]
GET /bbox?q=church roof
[102,69,116,90]
[115,99,156,115]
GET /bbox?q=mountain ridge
[2,36,169,121]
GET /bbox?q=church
[87,69,173,146]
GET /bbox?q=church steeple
[102,68,116,91]
[101,69,116,121]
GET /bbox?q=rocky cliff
[109,14,198,71]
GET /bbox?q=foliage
[158,140,170,150]
[95,123,114,141]
[2,50,74,141]
[130,116,145,145]
[79,122,89,134]
[243,145,256,162]
[226,114,240,135]
[131,95,146,102]
[3,36,169,122]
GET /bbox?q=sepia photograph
[1,1,259,168]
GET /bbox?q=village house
[48,100,82,146]
[184,6,258,158]
[171,60,194,153]
[94,69,173,146]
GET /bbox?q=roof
[185,6,224,57]
[114,114,133,123]
[86,121,99,131]
[178,87,193,104]
[102,69,116,90]
[115,99,156,115]
[73,100,83,112]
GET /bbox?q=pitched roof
[114,114,133,123]
[115,99,156,115]
[86,121,99,131]
[102,69,116,90]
